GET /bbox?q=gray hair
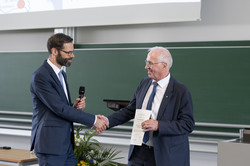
[148,46,173,70]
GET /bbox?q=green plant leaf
[74,128,124,166]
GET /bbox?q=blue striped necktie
[58,70,64,89]
[143,81,158,143]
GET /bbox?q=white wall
[0,29,53,51]
[0,0,249,52]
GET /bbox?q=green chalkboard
[0,52,47,112]
[0,41,250,125]
[171,48,250,124]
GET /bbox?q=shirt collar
[153,74,170,88]
[47,58,62,76]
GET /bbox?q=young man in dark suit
[30,33,107,166]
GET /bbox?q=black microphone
[79,86,85,99]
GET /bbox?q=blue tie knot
[153,81,158,88]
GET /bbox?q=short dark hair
[47,33,73,54]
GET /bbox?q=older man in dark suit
[30,33,107,166]
[100,46,194,166]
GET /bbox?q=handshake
[74,97,109,134]
[93,115,109,134]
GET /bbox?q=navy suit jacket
[108,76,194,166]
[30,60,95,155]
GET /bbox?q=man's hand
[141,119,159,132]
[93,115,109,135]
[73,97,86,110]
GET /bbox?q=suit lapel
[62,71,72,105]
[44,61,70,104]
[157,76,174,120]
[44,61,62,88]
[138,78,152,109]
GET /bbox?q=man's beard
[56,52,72,67]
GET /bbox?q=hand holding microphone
[79,86,85,100]
[73,86,86,110]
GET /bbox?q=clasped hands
[93,115,109,134]
[73,98,109,134]
[73,98,108,134]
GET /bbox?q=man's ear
[162,62,168,69]
[51,48,58,56]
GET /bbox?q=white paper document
[130,109,151,145]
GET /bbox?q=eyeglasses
[145,60,163,66]
[60,49,74,56]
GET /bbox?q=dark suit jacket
[30,60,95,155]
[108,76,194,166]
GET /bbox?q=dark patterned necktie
[143,82,158,143]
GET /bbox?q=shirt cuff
[93,115,97,125]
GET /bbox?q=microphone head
[79,86,85,99]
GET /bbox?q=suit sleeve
[107,94,136,128]
[107,78,148,128]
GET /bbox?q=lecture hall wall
[0,0,249,52]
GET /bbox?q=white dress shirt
[142,74,170,146]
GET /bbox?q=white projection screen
[0,0,201,30]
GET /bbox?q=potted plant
[74,126,123,166]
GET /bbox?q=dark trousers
[128,144,156,166]
[35,145,77,166]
